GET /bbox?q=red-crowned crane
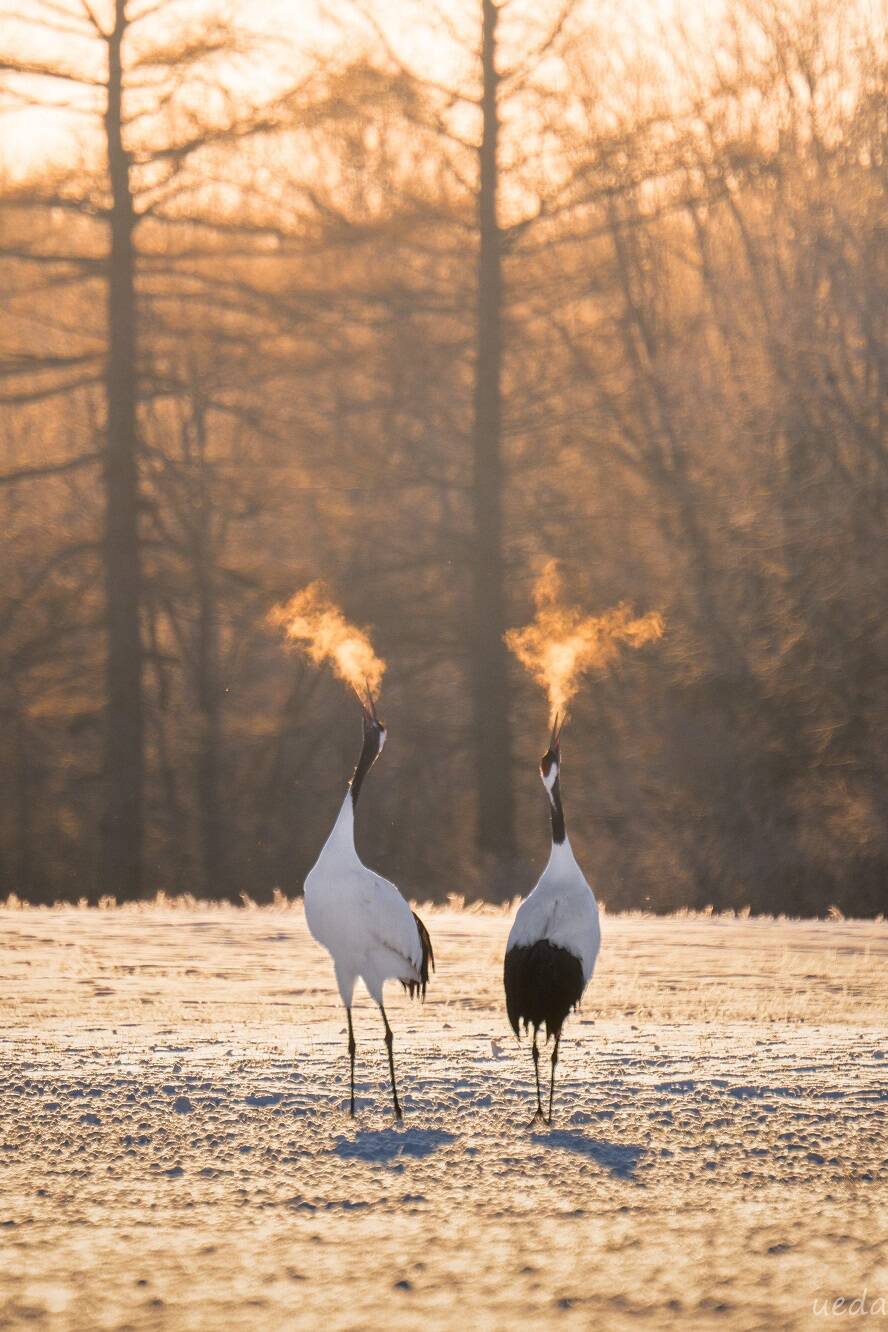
[304,693,433,1119]
[503,718,601,1124]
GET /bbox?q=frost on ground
[0,904,885,1331]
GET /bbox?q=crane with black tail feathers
[304,692,434,1119]
[503,717,600,1124]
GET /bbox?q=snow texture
[0,903,885,1331]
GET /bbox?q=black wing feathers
[401,910,435,1001]
[504,940,584,1040]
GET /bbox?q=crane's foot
[528,1108,547,1128]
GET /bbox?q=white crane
[503,717,600,1124]
[304,692,434,1119]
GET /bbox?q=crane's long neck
[327,728,380,854]
[350,729,380,810]
[548,775,566,846]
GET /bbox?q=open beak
[549,712,563,754]
[354,681,381,727]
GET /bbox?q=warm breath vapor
[505,561,664,725]
[269,582,386,697]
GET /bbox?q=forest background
[1,0,885,915]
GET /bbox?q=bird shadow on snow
[331,1128,456,1163]
[532,1129,646,1180]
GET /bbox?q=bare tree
[0,0,295,895]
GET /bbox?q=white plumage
[506,837,601,984]
[303,699,433,1119]
[305,797,426,1007]
[503,720,600,1123]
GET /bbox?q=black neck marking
[350,729,380,808]
[549,776,566,845]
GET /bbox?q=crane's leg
[547,1032,561,1125]
[530,1035,545,1124]
[346,1007,356,1117]
[379,1004,403,1121]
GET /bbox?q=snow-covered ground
[0,902,885,1330]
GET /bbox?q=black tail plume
[401,911,435,1001]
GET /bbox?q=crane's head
[358,686,386,757]
[539,714,563,794]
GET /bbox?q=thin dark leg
[547,1033,561,1125]
[346,1007,356,1117]
[379,1004,402,1120]
[530,1035,545,1123]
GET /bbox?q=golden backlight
[270,582,386,698]
[506,560,663,726]
[0,0,706,176]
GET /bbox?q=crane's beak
[540,713,563,778]
[354,683,383,731]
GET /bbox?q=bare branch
[340,0,480,106]
[0,375,102,405]
[0,56,104,87]
[80,0,108,37]
[0,452,101,486]
[499,0,576,88]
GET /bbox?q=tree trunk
[14,705,34,899]
[101,0,143,898]
[471,0,514,875]
[192,400,225,900]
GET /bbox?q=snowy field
[0,901,885,1331]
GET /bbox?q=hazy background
[1,0,886,914]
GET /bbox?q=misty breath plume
[269,582,385,697]
[505,561,664,724]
